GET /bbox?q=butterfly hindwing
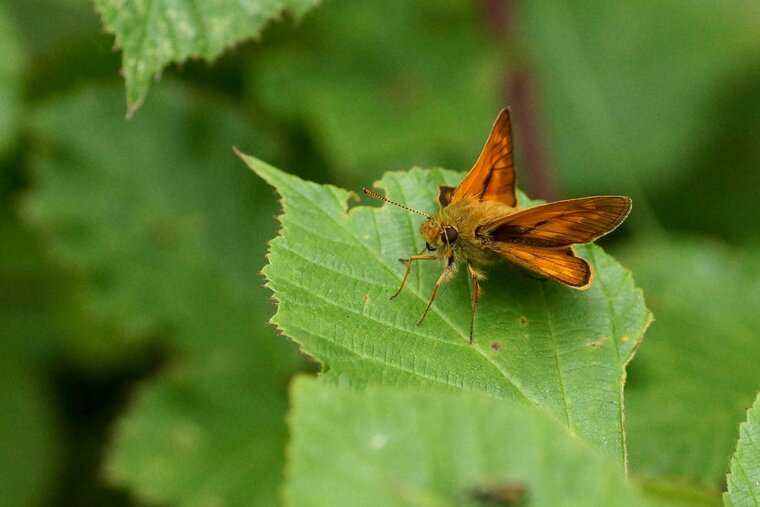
[489,244,592,288]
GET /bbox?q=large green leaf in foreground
[93,0,319,115]
[240,154,651,462]
[725,392,760,507]
[287,377,650,507]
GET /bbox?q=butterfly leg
[467,262,481,344]
[417,251,456,325]
[391,247,435,300]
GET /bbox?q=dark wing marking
[437,185,456,207]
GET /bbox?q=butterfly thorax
[421,196,519,267]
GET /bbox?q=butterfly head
[360,187,459,253]
[421,218,459,252]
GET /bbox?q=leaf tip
[125,94,145,120]
[234,149,283,185]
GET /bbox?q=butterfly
[363,109,632,343]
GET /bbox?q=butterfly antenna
[362,188,431,217]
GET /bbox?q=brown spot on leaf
[491,342,501,351]
[589,337,607,348]
[519,316,528,326]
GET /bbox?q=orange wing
[483,196,632,248]
[440,108,516,207]
[489,244,592,288]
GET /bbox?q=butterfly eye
[425,242,436,252]
[444,226,459,243]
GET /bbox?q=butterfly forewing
[446,108,517,207]
[484,196,632,248]
[490,244,592,288]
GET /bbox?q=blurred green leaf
[93,0,319,115]
[621,238,760,488]
[649,84,760,244]
[519,1,760,197]
[0,214,62,507]
[725,391,760,507]
[0,212,66,361]
[24,83,298,506]
[0,3,24,158]
[635,479,721,507]
[107,355,288,506]
[0,349,61,507]
[252,0,505,187]
[287,377,651,507]
[6,0,119,104]
[5,0,103,59]
[239,154,651,462]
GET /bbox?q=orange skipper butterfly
[364,109,631,343]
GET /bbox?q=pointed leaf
[239,154,651,462]
[725,392,760,507]
[93,0,319,115]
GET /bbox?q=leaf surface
[286,377,651,507]
[93,0,319,115]
[240,154,651,462]
[725,392,760,507]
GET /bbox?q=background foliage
[1,1,759,506]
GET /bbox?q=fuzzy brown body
[422,196,518,272]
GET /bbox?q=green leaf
[621,239,760,488]
[0,349,61,507]
[106,355,288,506]
[648,90,760,244]
[252,0,504,186]
[0,3,24,158]
[725,392,760,507]
[286,377,651,507]
[93,0,319,116]
[24,83,298,506]
[519,1,760,197]
[0,213,65,507]
[239,154,651,462]
[636,479,721,507]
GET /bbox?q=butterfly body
[363,108,631,343]
[422,196,518,269]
